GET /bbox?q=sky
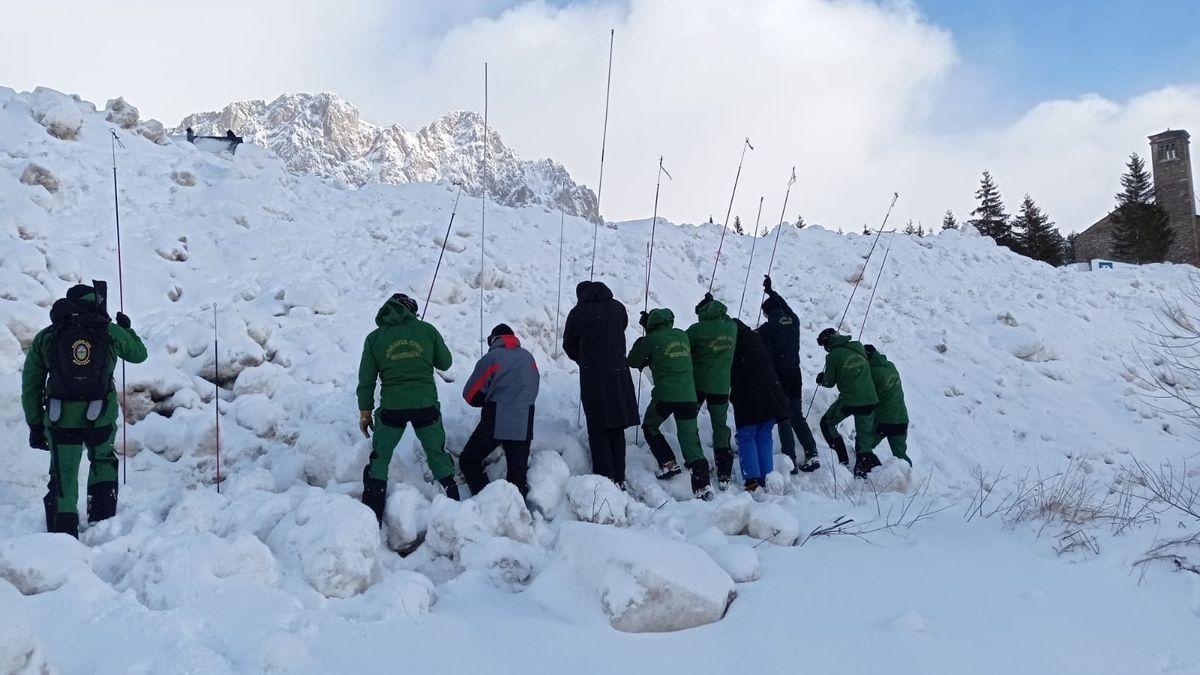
[2,0,1199,233]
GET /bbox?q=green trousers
[642,399,705,465]
[696,391,732,453]
[367,407,454,482]
[867,422,912,465]
[819,398,876,463]
[46,426,118,514]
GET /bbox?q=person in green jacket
[685,294,736,486]
[22,283,147,538]
[356,293,457,522]
[815,328,882,479]
[628,308,712,500]
[864,345,911,466]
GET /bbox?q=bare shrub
[1129,274,1200,431]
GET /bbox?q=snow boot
[50,512,79,539]
[86,481,118,523]
[714,447,736,482]
[795,454,821,474]
[687,459,713,500]
[655,460,682,480]
[717,474,733,491]
[43,493,55,533]
[831,437,850,466]
[439,477,461,501]
[853,452,882,479]
[744,478,761,492]
[362,477,387,524]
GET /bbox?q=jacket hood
[645,308,675,332]
[866,349,890,367]
[375,296,416,327]
[761,294,786,316]
[696,298,729,321]
[826,333,866,356]
[49,297,110,325]
[578,281,614,303]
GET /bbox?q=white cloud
[2,0,1197,233]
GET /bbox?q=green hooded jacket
[867,349,908,425]
[817,334,878,407]
[22,323,148,429]
[627,308,696,403]
[686,299,736,394]
[356,296,453,411]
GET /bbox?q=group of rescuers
[22,276,910,536]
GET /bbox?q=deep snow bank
[2,87,1198,673]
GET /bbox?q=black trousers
[587,425,627,484]
[460,406,532,497]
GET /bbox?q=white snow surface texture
[1,87,1198,674]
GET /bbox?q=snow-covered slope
[2,88,1199,674]
[176,92,601,223]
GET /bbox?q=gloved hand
[763,275,773,292]
[815,372,826,387]
[29,426,48,450]
[358,410,374,438]
[115,312,131,329]
[638,311,649,328]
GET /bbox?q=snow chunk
[711,493,754,535]
[425,482,534,559]
[705,544,761,583]
[565,475,630,526]
[233,361,291,398]
[544,522,736,633]
[526,450,570,515]
[333,570,436,622]
[747,503,800,546]
[19,163,59,193]
[0,533,90,595]
[889,608,932,633]
[126,532,281,610]
[460,537,543,591]
[0,582,54,674]
[104,96,139,129]
[266,490,379,598]
[29,87,83,140]
[384,483,431,551]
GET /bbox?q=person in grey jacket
[459,324,540,497]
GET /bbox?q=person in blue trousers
[727,320,791,491]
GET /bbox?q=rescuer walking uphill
[757,276,820,474]
[357,293,459,522]
[815,327,882,479]
[729,319,791,491]
[21,282,147,538]
[459,324,540,497]
[864,344,912,466]
[628,308,713,500]
[686,294,737,488]
[562,281,640,488]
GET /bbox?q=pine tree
[1110,153,1174,264]
[969,171,1015,249]
[733,216,745,235]
[917,224,926,238]
[1012,194,1066,266]
[862,224,872,235]
[794,215,806,230]
[902,220,918,236]
[759,225,768,237]
[941,209,959,230]
[1065,232,1079,263]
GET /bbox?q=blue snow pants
[735,421,775,482]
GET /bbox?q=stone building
[1074,129,1199,266]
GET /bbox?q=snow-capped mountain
[176,93,601,223]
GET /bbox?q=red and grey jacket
[462,334,540,441]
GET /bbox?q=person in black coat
[757,276,821,474]
[728,319,791,490]
[563,281,640,486]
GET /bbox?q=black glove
[116,312,131,329]
[815,372,826,387]
[763,275,773,292]
[639,311,649,328]
[29,426,48,450]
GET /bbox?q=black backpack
[46,283,112,402]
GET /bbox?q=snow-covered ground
[1,87,1198,674]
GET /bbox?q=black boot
[52,512,79,539]
[361,477,387,524]
[439,477,461,501]
[687,460,714,501]
[853,452,882,479]
[831,438,850,466]
[87,481,118,523]
[43,493,56,533]
[796,452,821,474]
[714,447,735,487]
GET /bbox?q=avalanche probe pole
[755,167,797,326]
[588,28,616,281]
[736,196,765,320]
[479,62,490,358]
[554,177,568,357]
[708,137,754,292]
[213,304,221,493]
[857,228,899,340]
[110,129,129,485]
[633,157,672,446]
[423,183,465,320]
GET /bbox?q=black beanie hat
[817,327,838,347]
[391,293,418,315]
[490,323,514,338]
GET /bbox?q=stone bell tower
[1149,129,1199,265]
